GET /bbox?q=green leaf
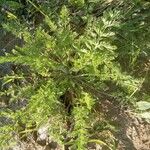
[136,101,150,111]
[139,112,150,119]
[60,5,69,22]
[6,11,17,20]
[45,16,57,31]
[5,1,23,9]
[69,0,85,7]
[0,56,17,64]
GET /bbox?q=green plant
[0,1,149,149]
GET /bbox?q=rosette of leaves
[0,4,141,150]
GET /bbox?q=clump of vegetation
[0,0,149,149]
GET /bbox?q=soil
[99,100,150,150]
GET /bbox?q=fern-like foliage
[0,1,145,149]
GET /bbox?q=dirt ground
[99,100,150,150]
